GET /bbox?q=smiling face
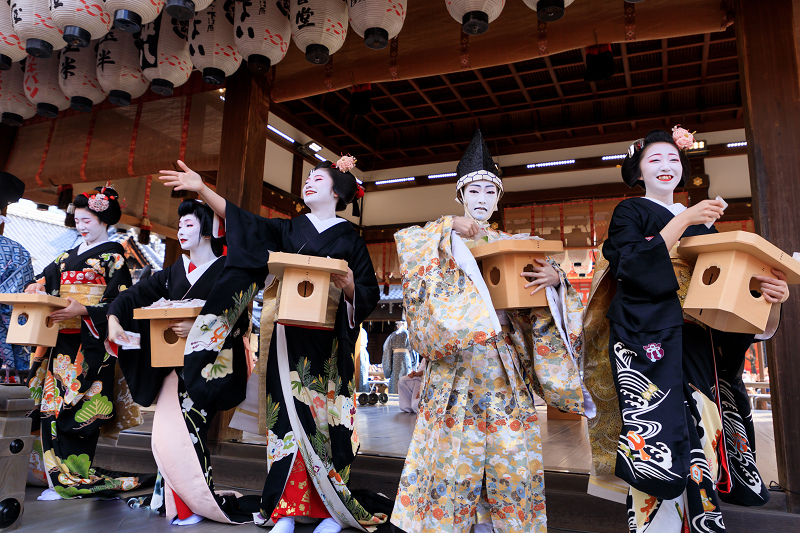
[177,213,204,251]
[74,208,106,244]
[639,142,683,196]
[302,169,338,211]
[462,181,498,221]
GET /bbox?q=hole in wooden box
[702,265,721,285]
[489,267,501,286]
[17,313,28,326]
[164,328,180,345]
[298,280,315,298]
[749,277,763,299]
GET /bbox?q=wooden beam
[290,152,304,197]
[736,0,800,512]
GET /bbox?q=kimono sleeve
[343,236,379,344]
[86,252,132,331]
[107,267,170,328]
[0,239,33,294]
[223,200,286,271]
[603,201,678,299]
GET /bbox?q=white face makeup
[177,213,203,251]
[462,181,499,221]
[302,169,338,211]
[639,142,683,197]
[74,208,107,245]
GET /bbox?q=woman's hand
[107,315,130,345]
[170,319,194,338]
[453,216,480,238]
[756,269,789,303]
[159,160,204,193]
[678,199,726,227]
[48,297,87,323]
[24,283,45,294]
[332,268,355,302]
[521,258,560,295]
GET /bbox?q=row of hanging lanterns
[0,60,36,125]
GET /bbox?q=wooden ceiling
[270,26,741,176]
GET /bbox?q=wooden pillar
[0,124,18,236]
[736,0,800,512]
[290,152,304,197]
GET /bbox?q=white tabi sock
[271,517,295,533]
[37,488,62,501]
[312,518,342,533]
[174,514,204,526]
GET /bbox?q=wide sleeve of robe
[222,200,287,271]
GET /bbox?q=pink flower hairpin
[87,193,109,212]
[672,125,696,150]
[335,154,357,173]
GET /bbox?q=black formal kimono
[222,202,386,530]
[109,255,253,524]
[586,197,773,533]
[27,241,148,498]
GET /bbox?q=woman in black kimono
[159,157,385,533]
[107,200,252,525]
[585,129,789,532]
[25,186,148,499]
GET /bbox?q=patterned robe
[26,241,146,497]
[0,236,33,372]
[392,216,590,533]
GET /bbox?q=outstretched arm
[159,160,227,219]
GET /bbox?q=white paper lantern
[24,52,70,117]
[58,43,105,111]
[49,0,113,48]
[233,0,291,73]
[164,0,213,21]
[103,0,165,34]
[96,29,149,106]
[445,0,505,35]
[348,0,406,50]
[523,0,574,22]
[291,0,348,65]
[186,0,240,84]
[137,13,193,95]
[0,60,36,125]
[11,0,67,58]
[0,1,27,69]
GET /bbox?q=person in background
[397,358,426,414]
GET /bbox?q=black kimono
[27,241,148,497]
[109,255,253,524]
[600,197,771,532]
[222,203,386,529]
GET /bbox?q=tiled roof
[2,210,81,274]
[109,228,164,270]
[379,284,403,302]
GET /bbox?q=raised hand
[680,198,726,227]
[453,216,480,238]
[159,160,204,193]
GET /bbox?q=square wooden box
[268,252,348,328]
[678,231,800,333]
[133,306,203,367]
[0,294,68,347]
[470,239,564,309]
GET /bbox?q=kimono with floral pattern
[0,236,33,372]
[26,241,147,497]
[391,216,591,533]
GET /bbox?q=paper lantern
[188,0,241,84]
[96,29,150,106]
[164,0,214,21]
[137,13,193,95]
[104,0,166,34]
[10,0,66,58]
[24,52,70,117]
[233,0,291,73]
[58,43,106,111]
[348,0,406,50]
[523,0,574,22]
[291,0,348,65]
[0,1,26,69]
[0,60,36,125]
[49,0,112,48]
[445,0,505,35]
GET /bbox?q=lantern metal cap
[36,103,59,119]
[113,9,143,33]
[165,0,197,22]
[1,112,23,127]
[305,44,330,65]
[247,54,272,74]
[364,27,389,50]
[63,26,91,48]
[537,0,566,21]
[25,39,54,59]
[151,78,175,96]
[462,11,489,35]
[108,89,132,107]
[70,96,93,113]
[202,67,226,85]
[0,54,10,71]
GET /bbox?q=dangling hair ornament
[335,154,357,173]
[87,193,109,212]
[672,125,696,150]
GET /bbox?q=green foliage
[265,394,280,431]
[63,454,92,478]
[74,394,113,424]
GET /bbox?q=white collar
[182,255,219,285]
[643,196,687,216]
[77,239,109,255]
[305,213,345,233]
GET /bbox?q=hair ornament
[87,192,109,212]
[672,125,696,150]
[355,184,365,199]
[335,154,357,173]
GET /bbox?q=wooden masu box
[470,239,564,309]
[133,306,203,367]
[0,294,67,347]
[678,231,800,334]
[268,252,348,328]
